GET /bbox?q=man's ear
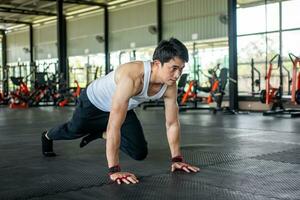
[153,60,162,67]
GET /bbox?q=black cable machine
[251,58,261,96]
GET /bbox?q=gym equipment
[282,65,291,96]
[142,74,189,110]
[179,64,228,112]
[250,58,261,96]
[0,91,9,105]
[8,60,81,108]
[260,54,282,105]
[211,67,228,113]
[259,55,291,103]
[8,63,30,91]
[9,74,47,108]
[288,53,300,105]
[178,78,206,111]
[261,54,300,118]
[119,50,136,65]
[177,74,189,102]
[87,65,96,84]
[178,43,207,111]
[142,98,164,110]
[87,65,102,85]
[56,80,81,107]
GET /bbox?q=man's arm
[164,84,181,158]
[106,78,130,168]
[106,75,139,184]
[164,84,200,173]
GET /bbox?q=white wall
[7,29,30,62]
[34,24,57,60]
[163,0,228,41]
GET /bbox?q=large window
[237,3,279,35]
[237,0,300,95]
[237,33,279,64]
[110,47,154,70]
[282,0,300,29]
[179,41,229,94]
[282,30,300,57]
[68,53,105,87]
[68,56,87,87]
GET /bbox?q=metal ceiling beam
[0,6,56,16]
[63,0,106,7]
[42,0,110,73]
[41,0,107,7]
[44,0,110,73]
[0,18,31,25]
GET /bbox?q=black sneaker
[41,131,56,157]
[80,133,102,148]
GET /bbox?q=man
[42,38,200,185]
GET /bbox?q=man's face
[158,57,185,85]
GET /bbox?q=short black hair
[152,38,189,65]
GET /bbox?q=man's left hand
[171,162,200,173]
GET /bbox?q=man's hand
[109,172,139,184]
[171,162,200,173]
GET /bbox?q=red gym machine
[57,80,81,107]
[288,53,300,105]
[9,76,48,109]
[260,54,283,106]
[261,54,300,117]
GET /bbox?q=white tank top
[87,61,168,112]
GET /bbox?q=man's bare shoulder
[121,61,144,74]
[115,61,144,82]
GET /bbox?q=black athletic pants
[47,89,148,160]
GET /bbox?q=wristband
[108,164,121,175]
[171,155,183,162]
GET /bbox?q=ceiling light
[108,0,128,6]
[34,16,56,23]
[66,16,74,20]
[164,0,184,5]
[77,9,101,17]
[44,20,56,25]
[66,6,100,15]
[108,6,116,10]
[6,24,26,30]
[120,0,146,7]
[33,23,41,27]
[17,27,28,31]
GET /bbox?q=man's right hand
[109,172,139,184]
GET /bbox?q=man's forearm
[106,129,121,168]
[166,123,181,157]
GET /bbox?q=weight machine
[261,54,300,118]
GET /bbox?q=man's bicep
[111,77,134,110]
[109,77,135,126]
[164,86,179,125]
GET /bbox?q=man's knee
[130,146,148,161]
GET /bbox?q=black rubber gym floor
[0,106,300,200]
